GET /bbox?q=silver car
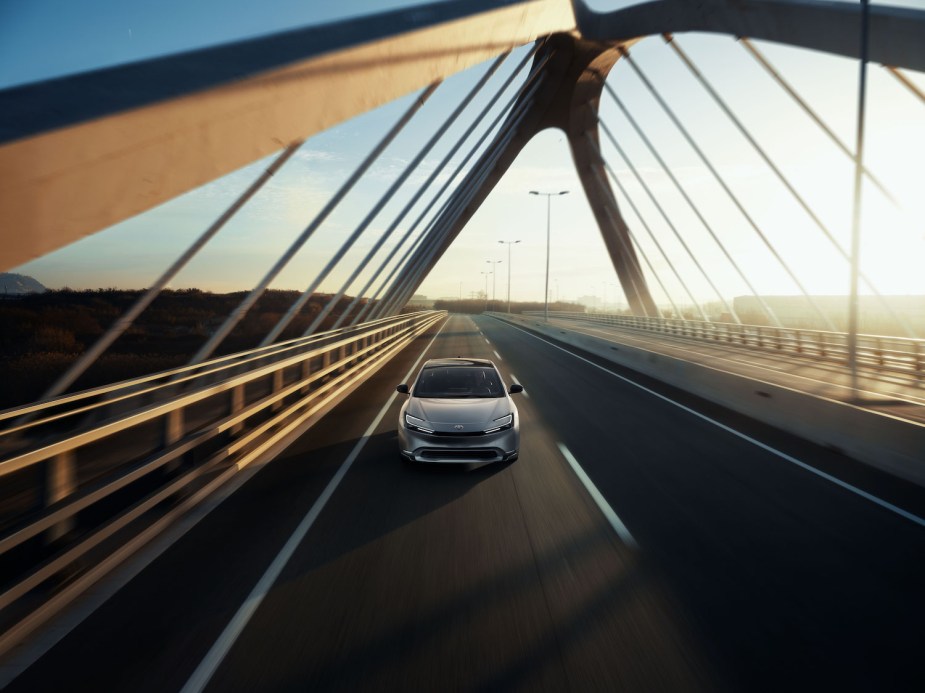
[397,358,523,463]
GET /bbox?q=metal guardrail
[521,311,925,386]
[0,309,446,649]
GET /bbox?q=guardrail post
[339,345,347,373]
[271,369,284,412]
[915,341,923,379]
[230,384,245,435]
[45,450,76,543]
[164,408,184,472]
[300,359,312,394]
[795,330,803,353]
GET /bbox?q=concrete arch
[395,33,659,317]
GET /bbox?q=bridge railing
[0,310,445,645]
[521,311,925,386]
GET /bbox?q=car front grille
[418,448,500,461]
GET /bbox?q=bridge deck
[4,314,924,691]
[536,315,925,428]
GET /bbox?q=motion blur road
[6,314,925,692]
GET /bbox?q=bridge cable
[383,122,523,316]
[664,34,843,332]
[377,106,527,317]
[599,99,733,322]
[671,33,914,337]
[301,51,512,336]
[376,89,540,318]
[331,46,545,329]
[247,80,443,347]
[353,44,551,324]
[884,66,925,105]
[369,54,551,318]
[613,50,780,325]
[597,117,711,322]
[345,43,548,325]
[740,37,896,205]
[38,142,304,401]
[379,88,539,318]
[585,134,687,321]
[848,0,872,389]
[184,83,442,364]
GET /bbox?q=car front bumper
[398,424,519,464]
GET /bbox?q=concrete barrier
[491,313,925,487]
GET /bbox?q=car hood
[410,397,509,425]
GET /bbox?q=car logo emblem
[454,425,464,430]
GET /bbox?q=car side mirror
[396,384,409,394]
[508,383,524,394]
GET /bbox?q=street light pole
[480,270,492,312]
[529,189,569,321]
[498,239,520,313]
[486,259,502,311]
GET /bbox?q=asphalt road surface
[5,314,925,692]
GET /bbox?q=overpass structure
[1,1,925,690]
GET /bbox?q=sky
[3,0,925,311]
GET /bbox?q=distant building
[733,295,925,336]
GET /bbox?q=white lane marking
[484,338,490,345]
[558,443,638,549]
[509,373,529,398]
[493,350,502,360]
[181,323,447,693]
[504,321,925,530]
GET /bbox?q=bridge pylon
[404,33,658,317]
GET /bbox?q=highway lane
[477,314,925,691]
[5,313,925,691]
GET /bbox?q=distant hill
[0,273,47,295]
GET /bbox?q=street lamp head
[529,191,539,195]
[558,190,569,195]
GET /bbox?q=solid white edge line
[180,320,448,693]
[558,443,638,549]
[503,321,925,530]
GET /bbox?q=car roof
[422,357,495,369]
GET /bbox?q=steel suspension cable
[587,140,685,321]
[356,47,551,324]
[332,45,544,329]
[43,142,303,399]
[185,83,440,365]
[666,33,914,335]
[251,80,463,346]
[614,50,781,326]
[385,125,521,316]
[883,66,925,105]
[350,40,550,326]
[607,58,769,325]
[740,37,895,204]
[380,99,533,319]
[597,118,711,321]
[378,79,542,317]
[302,52,511,336]
[586,132,687,321]
[600,99,735,322]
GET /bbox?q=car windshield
[413,366,505,398]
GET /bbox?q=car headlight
[404,413,434,434]
[483,413,513,434]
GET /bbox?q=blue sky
[4,1,925,308]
